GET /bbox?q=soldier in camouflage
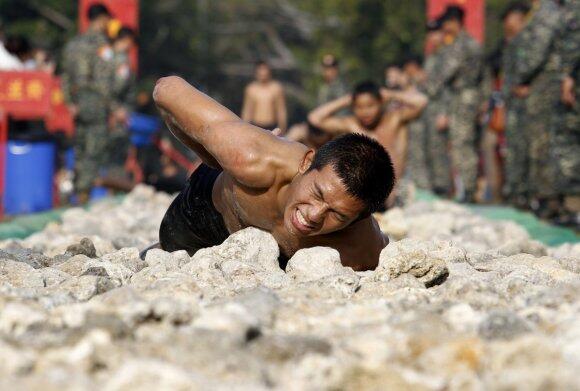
[509,0,564,217]
[427,6,483,202]
[61,4,113,203]
[317,54,348,107]
[402,53,437,191]
[550,0,580,225]
[423,17,452,195]
[107,27,137,172]
[501,2,531,207]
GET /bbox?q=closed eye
[333,211,347,222]
[314,184,324,200]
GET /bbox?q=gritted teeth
[297,210,312,228]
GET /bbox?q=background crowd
[1,0,578,229]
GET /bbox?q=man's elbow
[307,112,320,127]
[153,76,183,106]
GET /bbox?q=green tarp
[0,196,125,241]
[416,190,579,247]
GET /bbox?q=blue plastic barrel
[89,186,109,201]
[4,141,56,215]
[129,113,160,147]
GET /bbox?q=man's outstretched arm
[307,95,354,134]
[153,76,292,187]
[381,88,428,123]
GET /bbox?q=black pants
[159,164,230,255]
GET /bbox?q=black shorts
[159,164,230,255]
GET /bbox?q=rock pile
[0,185,578,390]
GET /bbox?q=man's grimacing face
[283,154,366,237]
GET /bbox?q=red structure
[0,72,61,217]
[427,0,485,43]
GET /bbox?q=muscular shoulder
[267,139,308,180]
[245,82,259,93]
[271,81,284,92]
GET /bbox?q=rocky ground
[0,185,579,390]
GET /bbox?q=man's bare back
[154,76,394,271]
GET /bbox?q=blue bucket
[129,113,160,147]
[4,141,56,215]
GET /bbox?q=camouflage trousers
[74,122,110,192]
[525,81,559,198]
[449,89,479,195]
[504,97,530,199]
[551,101,580,196]
[425,106,451,193]
[406,117,430,189]
[107,124,131,168]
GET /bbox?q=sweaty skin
[307,89,427,180]
[154,76,386,271]
[241,79,287,132]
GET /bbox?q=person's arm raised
[381,88,428,123]
[307,95,353,134]
[153,76,290,187]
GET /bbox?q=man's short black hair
[321,54,339,68]
[501,2,531,20]
[88,4,112,21]
[352,81,382,101]
[309,133,395,214]
[256,60,270,68]
[403,53,423,68]
[116,26,137,42]
[441,5,465,24]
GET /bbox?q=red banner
[45,77,75,137]
[0,72,52,119]
[427,0,485,43]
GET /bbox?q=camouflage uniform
[62,30,113,193]
[512,0,563,199]
[406,107,430,189]
[551,1,580,195]
[502,32,530,200]
[107,51,136,170]
[317,78,349,117]
[317,78,348,105]
[423,50,452,193]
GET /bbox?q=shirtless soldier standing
[308,81,428,181]
[241,61,288,132]
[154,76,394,271]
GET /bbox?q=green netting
[416,189,580,246]
[0,195,126,241]
[0,208,67,240]
[469,205,579,246]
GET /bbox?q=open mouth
[291,208,315,235]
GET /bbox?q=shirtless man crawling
[241,61,287,132]
[153,76,395,271]
[308,81,428,181]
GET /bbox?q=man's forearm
[307,95,351,126]
[153,76,239,144]
[386,89,428,109]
